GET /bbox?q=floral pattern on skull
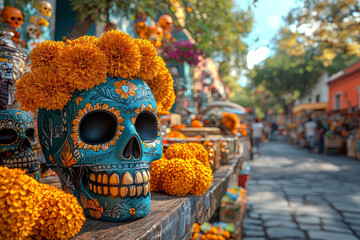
[38,77,162,222]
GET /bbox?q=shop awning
[293,102,328,113]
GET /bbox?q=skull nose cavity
[122,136,141,160]
[20,138,31,151]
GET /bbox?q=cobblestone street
[242,140,360,240]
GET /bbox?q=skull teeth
[3,156,36,169]
[88,170,150,198]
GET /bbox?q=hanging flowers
[162,40,202,66]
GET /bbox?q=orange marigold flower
[162,158,195,196]
[191,120,203,128]
[146,57,175,112]
[164,143,196,161]
[57,43,108,91]
[30,40,64,69]
[185,143,211,169]
[166,130,186,138]
[26,67,74,110]
[33,184,85,239]
[190,159,213,196]
[97,30,141,78]
[0,167,85,239]
[222,112,240,135]
[150,157,168,192]
[134,38,161,80]
[66,35,98,46]
[0,167,40,239]
[16,74,39,111]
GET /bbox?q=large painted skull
[0,6,24,29]
[38,77,162,222]
[0,109,40,180]
[38,1,53,18]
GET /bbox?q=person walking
[251,117,264,155]
[317,120,326,154]
[304,116,317,153]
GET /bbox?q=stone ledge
[72,158,240,240]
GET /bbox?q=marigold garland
[24,67,73,110]
[0,167,85,239]
[161,158,195,196]
[190,159,213,196]
[57,43,108,91]
[97,30,141,78]
[17,30,175,112]
[15,74,39,111]
[30,40,64,69]
[146,57,175,112]
[134,38,161,80]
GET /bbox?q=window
[316,94,320,102]
[334,93,341,110]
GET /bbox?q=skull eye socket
[10,17,15,21]
[135,111,158,142]
[0,128,18,144]
[17,17,22,21]
[26,128,35,142]
[79,110,117,144]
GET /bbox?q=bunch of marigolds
[150,143,213,196]
[0,166,85,239]
[190,223,232,240]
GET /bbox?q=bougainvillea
[162,40,202,66]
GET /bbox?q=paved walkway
[242,140,360,240]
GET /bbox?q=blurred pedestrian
[317,120,326,154]
[304,116,317,152]
[271,122,278,141]
[251,117,264,154]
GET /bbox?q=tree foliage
[158,0,253,72]
[280,0,360,66]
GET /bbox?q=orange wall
[328,67,360,111]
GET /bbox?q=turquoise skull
[37,77,162,222]
[0,109,40,180]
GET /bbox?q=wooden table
[43,158,241,240]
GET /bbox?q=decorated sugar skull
[26,24,39,39]
[38,1,53,18]
[0,6,24,29]
[148,24,163,48]
[0,109,40,180]
[16,31,175,222]
[158,15,173,32]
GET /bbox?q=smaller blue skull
[0,109,40,180]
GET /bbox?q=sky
[235,0,299,86]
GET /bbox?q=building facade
[327,61,360,113]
